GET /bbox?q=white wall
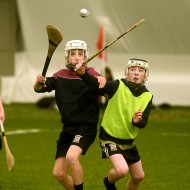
[99,53,190,106]
[1,0,190,106]
[1,51,190,106]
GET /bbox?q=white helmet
[64,40,89,58]
[126,58,149,79]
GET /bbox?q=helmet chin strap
[66,63,76,70]
[125,79,144,89]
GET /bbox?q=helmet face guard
[64,40,89,58]
[125,58,149,81]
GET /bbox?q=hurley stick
[74,18,146,71]
[42,24,63,76]
[0,120,15,171]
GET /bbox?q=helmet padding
[64,40,89,58]
[126,58,149,79]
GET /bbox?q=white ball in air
[79,8,89,18]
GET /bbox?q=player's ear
[143,75,148,82]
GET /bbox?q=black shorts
[56,125,97,159]
[100,142,141,165]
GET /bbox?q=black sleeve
[35,77,56,93]
[80,72,99,91]
[80,72,119,98]
[45,77,56,92]
[132,96,153,128]
[34,87,47,93]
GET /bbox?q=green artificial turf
[0,103,190,189]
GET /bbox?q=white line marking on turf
[6,129,41,135]
[161,132,190,137]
